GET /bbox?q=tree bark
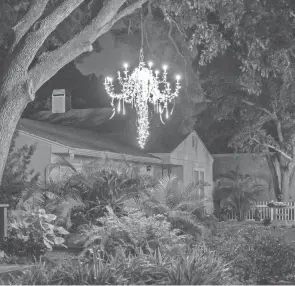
[281,168,291,201]
[265,153,282,201]
[0,88,30,184]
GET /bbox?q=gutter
[17,129,161,164]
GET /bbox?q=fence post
[270,207,274,221]
[0,204,9,238]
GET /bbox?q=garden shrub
[1,243,237,285]
[205,222,295,284]
[9,208,69,251]
[165,244,237,285]
[79,207,194,259]
[0,234,47,260]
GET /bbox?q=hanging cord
[139,0,144,62]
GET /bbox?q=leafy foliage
[9,208,69,251]
[19,157,154,232]
[205,222,295,284]
[214,168,264,221]
[140,175,216,238]
[166,244,235,285]
[1,132,39,209]
[1,237,236,285]
[79,206,193,259]
[0,235,47,261]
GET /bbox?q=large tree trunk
[0,88,29,184]
[265,154,282,201]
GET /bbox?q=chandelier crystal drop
[104,49,181,149]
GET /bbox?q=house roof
[29,108,113,128]
[17,119,160,160]
[104,131,190,153]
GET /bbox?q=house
[15,118,162,182]
[15,89,214,211]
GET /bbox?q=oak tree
[0,0,148,183]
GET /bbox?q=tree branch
[251,137,292,161]
[241,99,277,119]
[167,17,189,91]
[11,0,50,53]
[13,0,85,70]
[29,0,148,91]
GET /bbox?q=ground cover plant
[204,220,295,285]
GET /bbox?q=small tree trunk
[281,168,291,201]
[0,89,29,184]
[266,154,282,201]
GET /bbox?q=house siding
[14,132,51,181]
[49,153,157,181]
[169,133,214,212]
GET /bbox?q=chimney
[52,89,71,113]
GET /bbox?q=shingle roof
[104,131,189,153]
[17,119,159,159]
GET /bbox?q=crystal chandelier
[104,4,181,149]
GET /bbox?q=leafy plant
[1,132,39,209]
[166,244,236,285]
[9,209,69,251]
[214,167,264,221]
[0,235,47,260]
[140,175,216,239]
[205,222,295,284]
[22,157,154,232]
[79,206,193,259]
[262,218,271,226]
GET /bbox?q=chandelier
[104,4,181,149]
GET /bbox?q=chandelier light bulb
[163,65,168,71]
[176,75,181,81]
[148,61,153,68]
[123,63,128,69]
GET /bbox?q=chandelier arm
[109,98,116,119]
[159,111,165,125]
[170,98,176,115]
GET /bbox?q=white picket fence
[224,201,295,221]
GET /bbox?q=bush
[262,218,271,226]
[165,244,237,285]
[79,207,194,259]
[1,244,237,285]
[9,208,69,251]
[205,222,295,284]
[0,234,47,260]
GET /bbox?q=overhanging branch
[14,0,84,70]
[241,99,277,119]
[29,0,148,91]
[251,137,292,161]
[11,0,49,53]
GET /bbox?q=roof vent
[52,89,71,113]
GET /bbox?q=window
[194,169,205,199]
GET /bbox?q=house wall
[170,133,214,212]
[49,153,157,181]
[213,154,277,201]
[14,132,51,181]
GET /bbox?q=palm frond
[47,156,78,176]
